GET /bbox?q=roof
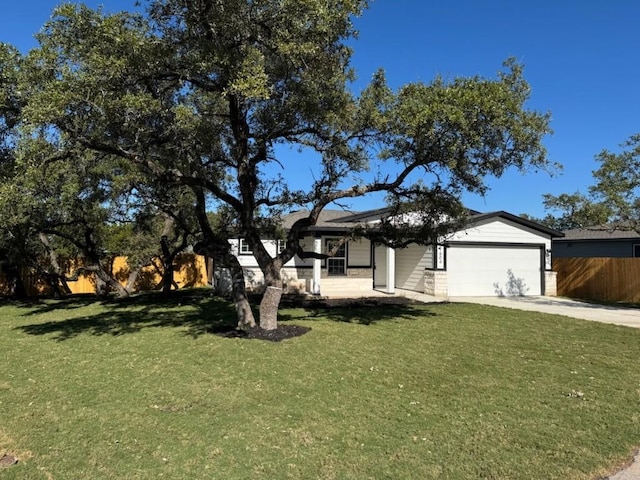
[467,211,564,238]
[557,226,640,241]
[282,208,564,237]
[281,209,364,231]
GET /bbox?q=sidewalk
[449,296,640,329]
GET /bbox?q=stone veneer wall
[424,270,448,297]
[320,267,373,279]
[544,271,557,296]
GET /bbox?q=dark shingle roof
[559,227,640,241]
[281,208,562,237]
[280,209,364,231]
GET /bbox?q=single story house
[553,227,640,258]
[220,208,563,298]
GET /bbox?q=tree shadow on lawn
[277,295,444,325]
[15,290,240,341]
[3,293,107,313]
[14,290,443,342]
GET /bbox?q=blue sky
[2,0,639,217]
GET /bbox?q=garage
[446,244,543,296]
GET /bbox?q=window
[326,238,347,275]
[239,239,252,255]
[634,244,640,258]
[277,239,286,255]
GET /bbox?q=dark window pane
[327,258,345,275]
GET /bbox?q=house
[220,208,563,298]
[553,227,640,258]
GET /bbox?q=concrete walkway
[322,289,640,329]
[449,295,640,329]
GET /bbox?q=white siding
[348,239,371,266]
[447,245,542,296]
[449,218,551,249]
[284,236,314,268]
[395,244,433,292]
[373,244,387,287]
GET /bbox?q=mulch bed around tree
[212,324,312,342]
[211,295,419,342]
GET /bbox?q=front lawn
[1,290,639,479]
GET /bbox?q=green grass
[1,290,640,479]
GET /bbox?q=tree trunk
[38,233,71,297]
[95,275,108,296]
[259,285,282,331]
[227,254,256,329]
[6,266,27,299]
[160,233,175,294]
[161,260,174,294]
[94,265,129,298]
[191,187,255,329]
[252,248,284,331]
[193,240,256,329]
[125,265,142,293]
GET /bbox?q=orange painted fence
[553,257,640,303]
[0,254,211,297]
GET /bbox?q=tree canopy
[2,0,553,327]
[540,134,640,233]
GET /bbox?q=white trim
[313,237,322,294]
[325,238,347,276]
[386,246,395,294]
[238,238,252,255]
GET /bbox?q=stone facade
[320,267,373,279]
[544,271,558,296]
[424,269,448,297]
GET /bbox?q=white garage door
[395,244,433,292]
[447,245,542,296]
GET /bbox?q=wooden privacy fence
[553,257,640,303]
[0,254,211,297]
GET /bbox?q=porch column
[386,246,395,294]
[312,236,322,295]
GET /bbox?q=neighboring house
[553,227,640,258]
[218,208,563,298]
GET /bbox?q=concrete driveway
[450,296,640,329]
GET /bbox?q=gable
[448,217,552,245]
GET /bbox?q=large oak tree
[15,0,552,328]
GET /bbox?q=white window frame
[239,238,253,255]
[277,239,286,255]
[325,238,347,276]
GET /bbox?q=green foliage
[590,134,640,232]
[542,133,640,232]
[538,192,612,231]
[5,0,553,318]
